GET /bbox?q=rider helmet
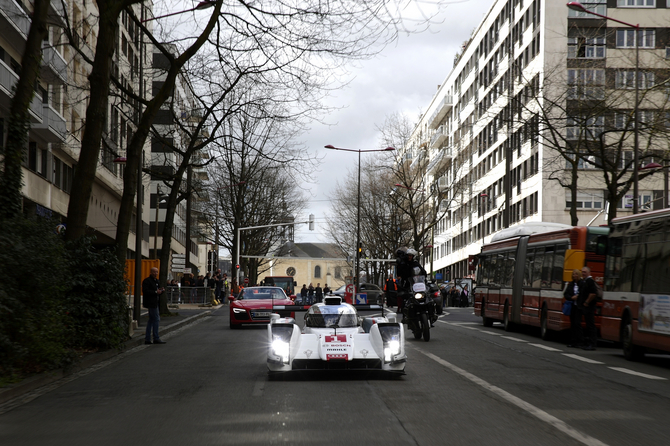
[406,248,417,257]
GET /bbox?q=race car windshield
[238,287,286,300]
[305,306,358,328]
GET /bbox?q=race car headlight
[271,325,293,364]
[233,307,247,314]
[414,293,425,300]
[378,324,402,363]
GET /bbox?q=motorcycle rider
[396,248,427,321]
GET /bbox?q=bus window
[478,255,489,286]
[541,245,554,288]
[494,252,506,286]
[524,249,535,287]
[504,250,516,287]
[619,236,643,293]
[605,237,622,291]
[532,248,544,288]
[552,244,566,290]
[642,232,664,294]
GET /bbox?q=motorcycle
[402,275,437,341]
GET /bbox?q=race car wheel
[421,313,430,342]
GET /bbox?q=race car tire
[421,313,430,341]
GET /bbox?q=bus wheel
[540,305,551,341]
[482,300,493,327]
[503,303,513,332]
[622,317,644,361]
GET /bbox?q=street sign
[355,293,368,305]
[172,258,186,265]
[244,277,249,284]
[183,268,192,274]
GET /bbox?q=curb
[0,311,211,405]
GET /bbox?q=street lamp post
[141,0,216,22]
[566,2,640,213]
[325,145,395,294]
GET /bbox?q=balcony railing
[428,95,453,129]
[33,104,66,143]
[41,43,67,84]
[0,59,43,123]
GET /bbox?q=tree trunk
[0,0,49,219]
[65,4,121,241]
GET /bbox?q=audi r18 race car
[267,296,406,374]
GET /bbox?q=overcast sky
[293,0,493,244]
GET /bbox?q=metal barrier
[166,286,211,305]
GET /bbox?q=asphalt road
[1,306,670,446]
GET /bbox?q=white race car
[267,296,406,374]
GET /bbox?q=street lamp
[566,2,640,213]
[141,1,216,22]
[324,145,395,294]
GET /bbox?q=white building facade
[406,0,669,281]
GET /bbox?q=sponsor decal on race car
[325,334,347,343]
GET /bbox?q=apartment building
[405,0,669,280]
[151,47,210,276]
[1,1,210,275]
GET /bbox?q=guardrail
[166,286,212,305]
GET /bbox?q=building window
[616,29,655,48]
[334,266,342,279]
[615,70,655,89]
[568,37,606,59]
[569,0,606,16]
[566,190,604,209]
[314,265,321,278]
[566,116,604,140]
[567,69,605,99]
[617,0,655,6]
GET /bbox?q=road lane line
[412,345,610,446]
[608,367,667,380]
[529,343,563,352]
[501,336,528,342]
[480,331,503,336]
[562,354,604,364]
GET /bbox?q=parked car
[332,283,384,305]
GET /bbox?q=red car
[229,286,295,329]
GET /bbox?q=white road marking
[501,336,528,342]
[608,367,667,380]
[529,343,563,352]
[562,354,604,364]
[412,345,610,446]
[480,331,503,336]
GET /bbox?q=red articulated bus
[474,222,608,339]
[601,208,670,360]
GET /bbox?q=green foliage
[0,216,129,380]
[63,238,129,350]
[0,215,71,375]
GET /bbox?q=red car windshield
[239,287,287,300]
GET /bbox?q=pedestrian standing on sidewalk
[315,283,323,303]
[578,266,598,351]
[142,267,166,345]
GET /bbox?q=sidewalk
[0,304,223,406]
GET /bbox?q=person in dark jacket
[300,284,308,304]
[564,269,584,348]
[396,248,427,315]
[315,283,323,303]
[142,267,166,345]
[578,266,598,350]
[460,285,469,307]
[384,274,398,308]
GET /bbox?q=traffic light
[235,264,240,270]
[309,214,315,231]
[357,242,362,259]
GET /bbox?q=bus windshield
[263,277,295,296]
